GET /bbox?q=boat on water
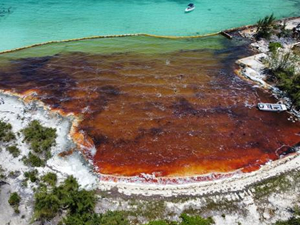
[185,3,195,13]
[257,103,287,112]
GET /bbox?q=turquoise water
[0,0,299,51]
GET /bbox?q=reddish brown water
[0,37,299,180]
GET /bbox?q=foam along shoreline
[0,90,299,198]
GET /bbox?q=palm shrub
[256,14,276,40]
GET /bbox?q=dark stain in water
[0,47,299,177]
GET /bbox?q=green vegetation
[256,14,276,40]
[127,200,166,221]
[0,120,15,142]
[8,192,21,213]
[274,206,300,224]
[146,214,214,225]
[41,172,57,186]
[23,152,45,167]
[269,42,283,54]
[32,175,216,225]
[89,211,129,225]
[6,145,20,158]
[24,170,39,183]
[0,165,6,180]
[274,217,300,225]
[147,221,173,225]
[267,47,300,109]
[22,120,56,155]
[180,214,214,225]
[21,120,57,167]
[34,176,99,223]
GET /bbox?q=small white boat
[185,3,195,13]
[257,103,287,112]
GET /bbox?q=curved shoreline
[0,78,299,197]
[0,16,299,197]
[0,16,299,55]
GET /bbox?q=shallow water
[0,0,300,51]
[0,36,299,178]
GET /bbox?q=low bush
[180,214,214,225]
[34,176,97,223]
[274,217,300,225]
[24,170,39,183]
[8,192,21,213]
[22,120,56,155]
[23,152,45,167]
[98,211,130,225]
[146,214,214,225]
[267,48,300,109]
[147,221,173,225]
[34,187,61,220]
[41,172,57,186]
[269,42,283,54]
[7,145,20,158]
[0,120,15,142]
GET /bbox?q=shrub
[0,120,15,142]
[147,221,172,225]
[7,145,20,158]
[34,176,96,223]
[23,152,45,167]
[269,42,283,54]
[0,165,5,180]
[256,14,276,40]
[24,170,39,183]
[61,213,102,225]
[41,172,57,186]
[8,192,21,213]
[34,189,61,221]
[180,213,214,225]
[22,120,56,155]
[266,49,300,109]
[99,211,130,225]
[275,217,300,225]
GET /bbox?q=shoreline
[0,16,299,55]
[0,16,299,198]
[0,77,299,198]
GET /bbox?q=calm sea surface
[0,0,299,51]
